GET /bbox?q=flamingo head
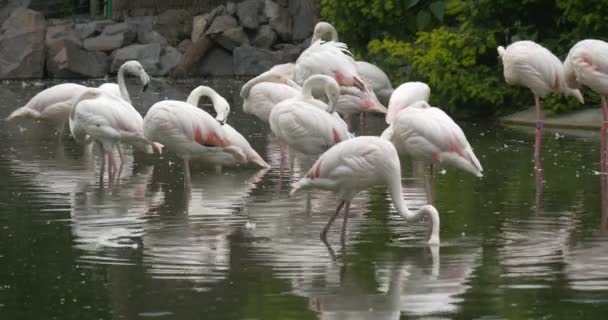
[311,21,338,44]
[214,96,231,125]
[122,60,150,91]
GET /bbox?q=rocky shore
[0,0,319,80]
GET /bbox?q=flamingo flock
[6,21,602,249]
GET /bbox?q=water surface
[1,78,607,319]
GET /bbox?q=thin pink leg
[534,95,543,130]
[602,96,608,168]
[340,201,351,248]
[99,151,106,183]
[117,145,125,166]
[534,128,544,214]
[359,112,367,132]
[183,158,192,190]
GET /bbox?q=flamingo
[143,87,247,189]
[269,75,352,156]
[186,86,269,168]
[240,65,301,124]
[6,83,89,134]
[294,38,366,91]
[497,40,584,130]
[98,60,151,105]
[290,136,440,246]
[311,21,394,105]
[563,39,608,164]
[68,89,157,181]
[385,82,431,124]
[334,85,387,128]
[381,101,483,178]
[6,60,150,135]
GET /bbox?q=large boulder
[153,9,192,46]
[0,8,46,79]
[0,0,29,25]
[252,24,277,49]
[84,22,136,52]
[269,4,292,41]
[233,46,292,76]
[110,43,161,75]
[47,41,108,78]
[206,15,248,51]
[289,0,319,41]
[198,47,234,76]
[191,13,212,42]
[125,16,167,46]
[158,46,182,76]
[236,0,262,30]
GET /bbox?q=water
[1,78,608,320]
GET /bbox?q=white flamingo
[385,82,431,124]
[143,87,247,189]
[240,65,301,124]
[334,85,387,127]
[68,89,157,180]
[497,40,584,130]
[98,60,151,104]
[295,38,366,91]
[564,39,608,163]
[269,75,352,156]
[290,136,440,245]
[186,86,269,168]
[381,101,483,178]
[311,21,394,104]
[564,39,608,114]
[6,60,150,135]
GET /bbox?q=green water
[0,79,607,320]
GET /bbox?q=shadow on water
[2,79,608,319]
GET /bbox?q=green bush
[322,0,608,117]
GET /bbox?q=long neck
[186,86,217,107]
[117,66,131,104]
[240,72,279,98]
[388,175,440,244]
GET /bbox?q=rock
[198,47,233,76]
[102,22,136,43]
[191,13,211,42]
[252,24,277,49]
[0,0,29,25]
[205,15,238,36]
[233,46,293,76]
[84,33,127,52]
[289,0,319,41]
[264,0,280,20]
[47,41,108,78]
[236,0,262,29]
[125,16,158,44]
[138,30,168,47]
[46,23,81,48]
[84,22,136,51]
[110,43,161,75]
[158,46,182,76]
[153,9,192,46]
[273,42,306,60]
[225,2,237,15]
[210,26,248,51]
[74,22,96,39]
[0,8,46,79]
[177,39,192,53]
[269,5,291,41]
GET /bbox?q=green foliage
[322,0,608,117]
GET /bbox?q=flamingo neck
[117,66,131,104]
[388,176,440,245]
[240,72,281,98]
[186,86,219,108]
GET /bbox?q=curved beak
[143,83,149,92]
[217,118,226,126]
[140,72,150,92]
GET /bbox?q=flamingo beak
[353,76,367,92]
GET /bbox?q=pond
[1,78,607,320]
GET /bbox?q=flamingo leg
[359,112,366,132]
[534,127,544,214]
[602,122,607,172]
[340,201,351,248]
[183,158,192,190]
[602,96,608,169]
[117,144,125,166]
[99,149,106,184]
[321,201,345,242]
[534,95,543,130]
